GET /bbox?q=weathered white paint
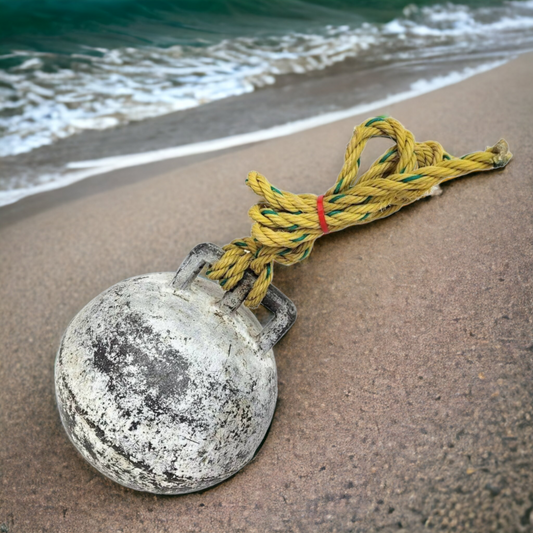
[55,273,277,494]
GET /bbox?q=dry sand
[1,54,532,532]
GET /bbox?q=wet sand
[0,53,506,206]
[1,54,532,532]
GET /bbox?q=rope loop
[207,116,512,307]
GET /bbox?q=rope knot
[207,116,512,307]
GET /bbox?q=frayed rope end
[488,139,513,168]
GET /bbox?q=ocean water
[1,0,533,205]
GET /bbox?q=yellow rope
[207,116,512,307]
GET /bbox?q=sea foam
[1,2,532,160]
[0,60,508,207]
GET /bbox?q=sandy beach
[1,52,532,532]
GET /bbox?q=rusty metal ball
[55,272,278,494]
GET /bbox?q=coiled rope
[207,116,512,307]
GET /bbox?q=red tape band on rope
[317,195,329,234]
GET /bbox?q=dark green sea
[0,0,518,53]
[1,0,533,204]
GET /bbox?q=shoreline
[4,0,533,168]
[0,51,521,211]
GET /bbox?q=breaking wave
[1,1,533,158]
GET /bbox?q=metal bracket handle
[172,243,297,355]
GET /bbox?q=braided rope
[207,116,512,307]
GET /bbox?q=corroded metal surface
[55,270,280,494]
[172,243,297,354]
